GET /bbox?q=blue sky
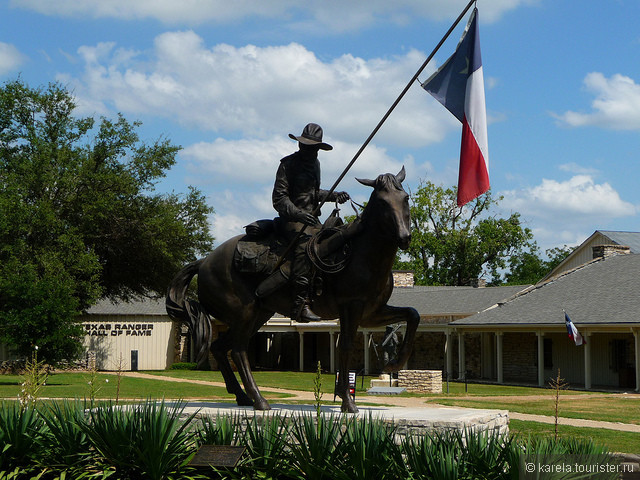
[2,0,639,255]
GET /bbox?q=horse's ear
[396,166,406,183]
[356,177,376,188]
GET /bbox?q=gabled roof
[597,230,640,253]
[544,230,640,280]
[389,284,530,316]
[452,253,640,326]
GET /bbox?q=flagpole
[319,0,477,203]
[272,0,477,271]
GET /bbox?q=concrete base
[178,402,509,438]
[366,386,407,395]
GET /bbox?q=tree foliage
[395,181,534,286]
[504,244,575,285]
[0,79,214,363]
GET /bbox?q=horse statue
[166,167,419,413]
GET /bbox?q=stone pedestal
[398,369,442,393]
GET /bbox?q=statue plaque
[189,445,246,468]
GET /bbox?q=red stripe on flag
[457,116,490,206]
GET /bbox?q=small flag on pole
[564,311,585,346]
[422,8,489,207]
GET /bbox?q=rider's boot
[292,277,321,323]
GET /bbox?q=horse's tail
[166,259,213,370]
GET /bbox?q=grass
[145,369,376,395]
[426,394,640,425]
[428,380,599,397]
[509,419,640,454]
[0,372,290,400]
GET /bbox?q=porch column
[634,329,639,393]
[329,331,336,373]
[363,330,371,375]
[584,332,592,390]
[457,332,466,380]
[445,330,453,380]
[496,331,504,384]
[298,332,304,372]
[536,331,544,387]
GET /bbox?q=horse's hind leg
[211,331,253,406]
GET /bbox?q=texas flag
[422,8,489,207]
[565,311,586,346]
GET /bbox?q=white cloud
[558,162,599,175]
[65,34,455,148]
[501,174,636,220]
[498,175,638,253]
[0,42,26,75]
[555,72,640,130]
[13,0,539,27]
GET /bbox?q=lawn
[427,394,640,425]
[509,419,640,455]
[0,372,291,400]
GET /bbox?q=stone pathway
[111,372,640,433]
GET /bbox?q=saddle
[233,209,352,298]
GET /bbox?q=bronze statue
[382,325,400,367]
[272,123,349,322]
[167,152,419,413]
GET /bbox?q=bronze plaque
[189,445,246,468]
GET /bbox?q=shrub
[169,362,197,370]
[0,402,46,474]
[80,399,199,480]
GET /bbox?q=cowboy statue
[272,123,350,322]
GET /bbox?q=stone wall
[392,271,415,288]
[398,369,442,393]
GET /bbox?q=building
[544,230,640,279]
[453,245,640,391]
[81,297,176,371]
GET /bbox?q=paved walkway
[111,372,640,433]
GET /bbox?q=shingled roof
[452,253,640,326]
[597,230,640,253]
[389,284,530,316]
[84,297,167,316]
[84,284,530,320]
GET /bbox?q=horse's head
[356,166,411,249]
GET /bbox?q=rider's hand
[335,191,350,204]
[295,210,319,226]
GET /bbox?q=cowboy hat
[289,123,333,150]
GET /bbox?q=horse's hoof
[254,398,271,411]
[341,402,358,414]
[236,394,254,407]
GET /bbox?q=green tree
[396,181,533,286]
[505,244,575,285]
[0,79,214,363]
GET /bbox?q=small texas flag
[565,311,585,346]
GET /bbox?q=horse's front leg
[337,303,363,413]
[363,304,419,372]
